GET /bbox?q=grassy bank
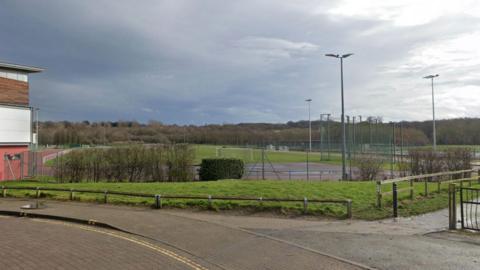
[2,179,471,220]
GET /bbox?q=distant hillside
[38,118,480,147]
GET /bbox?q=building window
[0,69,28,82]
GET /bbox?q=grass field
[2,179,474,220]
[193,145,400,171]
[193,144,344,164]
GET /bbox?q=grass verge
[2,179,475,220]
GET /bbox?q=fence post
[424,177,428,197]
[35,187,40,198]
[103,191,108,204]
[2,186,5,198]
[448,184,456,230]
[460,187,464,229]
[69,188,74,201]
[376,181,382,208]
[437,176,441,193]
[208,195,212,208]
[20,154,24,179]
[346,199,352,219]
[303,197,308,214]
[155,194,162,209]
[409,179,414,200]
[393,182,398,218]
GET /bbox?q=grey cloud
[0,0,479,123]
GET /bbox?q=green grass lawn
[196,144,480,167]
[193,144,344,164]
[2,179,474,220]
[194,145,401,170]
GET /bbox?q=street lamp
[325,53,353,180]
[423,74,439,152]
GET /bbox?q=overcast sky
[1,0,480,124]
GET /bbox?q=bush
[199,158,244,181]
[54,144,195,182]
[408,147,472,175]
[354,155,383,180]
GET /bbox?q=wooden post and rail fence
[376,169,480,217]
[0,186,353,218]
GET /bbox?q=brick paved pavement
[0,216,215,270]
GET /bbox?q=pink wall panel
[0,145,29,181]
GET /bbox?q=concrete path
[0,198,479,269]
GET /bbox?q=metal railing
[0,186,353,218]
[460,187,480,231]
[376,169,478,209]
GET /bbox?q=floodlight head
[305,98,312,102]
[424,74,439,79]
[325,53,339,58]
[342,53,354,58]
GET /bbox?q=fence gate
[460,187,480,231]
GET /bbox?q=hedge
[199,158,244,181]
[54,144,195,182]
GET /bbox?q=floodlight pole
[320,114,324,161]
[326,114,331,160]
[424,74,439,152]
[340,57,346,180]
[305,99,312,181]
[326,53,353,180]
[306,99,312,152]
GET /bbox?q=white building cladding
[0,105,32,145]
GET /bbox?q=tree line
[38,118,480,147]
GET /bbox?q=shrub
[408,147,472,176]
[166,144,195,182]
[354,155,383,180]
[53,144,195,182]
[199,158,244,181]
